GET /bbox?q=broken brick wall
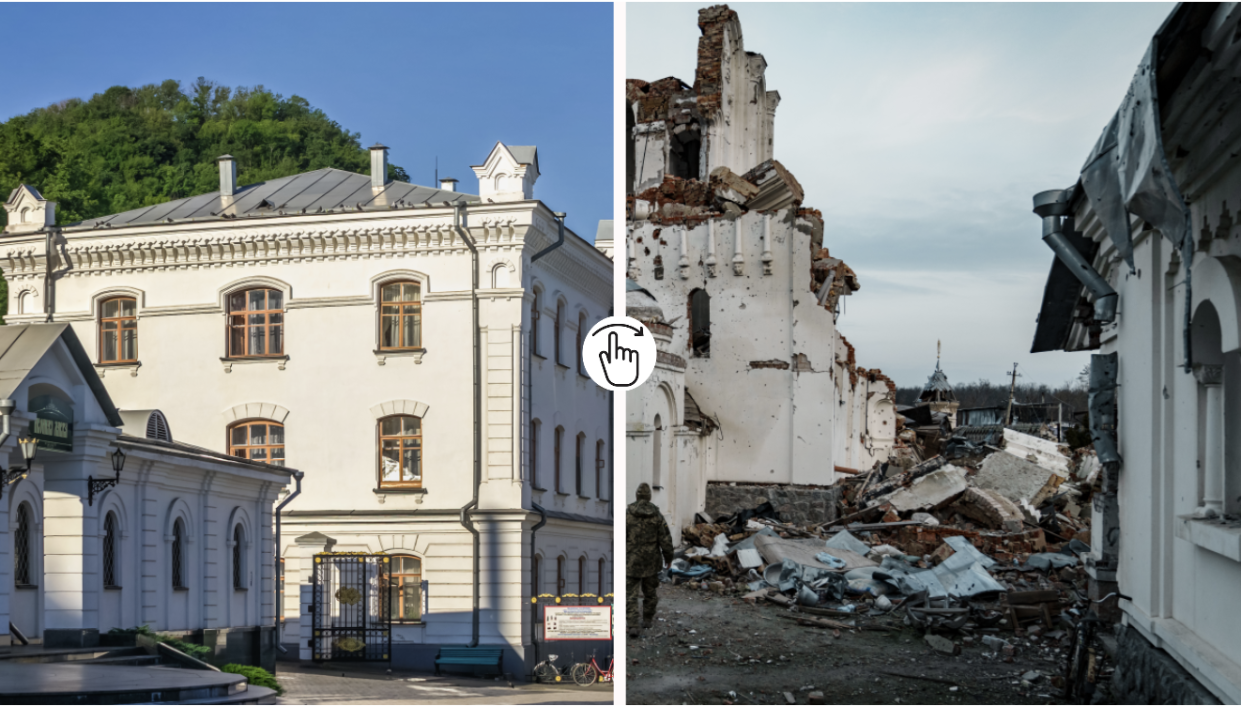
[704,482,843,527]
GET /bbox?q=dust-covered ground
[626,584,1084,705]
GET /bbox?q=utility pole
[1004,363,1021,427]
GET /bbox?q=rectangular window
[99,297,138,364]
[576,435,583,496]
[596,440,604,500]
[388,556,422,623]
[229,422,286,466]
[530,420,541,489]
[228,289,284,357]
[379,282,422,350]
[379,415,423,487]
[554,427,563,492]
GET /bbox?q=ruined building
[625,5,897,541]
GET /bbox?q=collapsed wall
[625,3,896,522]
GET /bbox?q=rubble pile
[666,427,1107,693]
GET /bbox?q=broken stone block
[924,633,959,655]
[881,465,969,513]
[949,486,1025,532]
[1001,428,1070,477]
[740,159,804,211]
[709,166,760,205]
[973,452,1063,506]
[807,692,825,704]
[736,547,763,569]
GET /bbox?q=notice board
[543,605,612,641]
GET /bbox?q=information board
[543,605,612,641]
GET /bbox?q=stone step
[0,663,246,704]
[82,653,164,667]
[165,685,278,705]
[0,645,147,664]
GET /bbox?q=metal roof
[0,323,124,426]
[68,168,478,230]
[919,364,956,402]
[507,146,538,170]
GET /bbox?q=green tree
[0,78,408,317]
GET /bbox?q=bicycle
[533,653,568,683]
[571,651,614,686]
[1062,591,1130,703]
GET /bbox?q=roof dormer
[471,142,539,203]
[4,185,56,235]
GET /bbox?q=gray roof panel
[66,168,478,229]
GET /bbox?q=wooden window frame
[388,555,423,624]
[575,433,585,497]
[226,288,285,359]
[378,414,423,489]
[378,281,423,351]
[98,296,138,364]
[554,301,565,365]
[595,440,605,500]
[228,420,286,466]
[554,426,564,494]
[531,292,542,357]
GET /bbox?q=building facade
[0,323,295,669]
[625,5,897,541]
[1030,4,1241,702]
[1,141,613,674]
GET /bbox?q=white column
[732,219,745,276]
[761,214,773,275]
[705,220,717,278]
[1194,364,1225,518]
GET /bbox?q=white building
[1030,4,1241,702]
[0,141,613,675]
[625,5,896,541]
[0,323,295,670]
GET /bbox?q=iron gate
[311,552,392,662]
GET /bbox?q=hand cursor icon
[598,331,640,388]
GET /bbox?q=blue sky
[0,2,613,240]
[629,2,1175,389]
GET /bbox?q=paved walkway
[275,663,613,705]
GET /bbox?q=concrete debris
[824,529,870,556]
[741,159,804,211]
[949,486,1025,532]
[879,465,969,513]
[1000,428,1071,477]
[736,547,764,569]
[973,451,1064,507]
[911,512,940,526]
[924,633,960,656]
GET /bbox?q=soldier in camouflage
[626,482,674,638]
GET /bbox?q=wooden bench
[434,647,505,677]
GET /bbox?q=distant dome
[626,279,665,323]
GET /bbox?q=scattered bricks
[1002,644,1016,663]
[807,692,825,704]
[924,633,960,656]
[930,542,956,565]
[949,486,1025,532]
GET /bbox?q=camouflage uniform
[626,483,674,634]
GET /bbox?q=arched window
[598,557,606,596]
[577,312,587,374]
[379,281,422,350]
[229,421,285,466]
[19,207,28,224]
[530,419,541,489]
[103,511,119,588]
[531,291,541,356]
[689,289,711,357]
[575,432,585,496]
[554,426,564,493]
[227,288,284,357]
[652,414,663,489]
[99,297,138,363]
[492,264,510,289]
[388,555,422,623]
[578,556,586,595]
[554,301,565,365]
[379,415,422,487]
[14,503,32,586]
[556,556,565,596]
[596,440,605,500]
[171,518,186,589]
[17,291,32,315]
[232,524,245,590]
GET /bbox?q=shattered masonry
[625,4,898,545]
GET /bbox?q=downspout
[529,502,547,666]
[44,229,54,323]
[530,212,567,264]
[1033,189,1118,324]
[0,399,13,450]
[273,469,303,654]
[453,202,482,648]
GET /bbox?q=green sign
[29,394,73,453]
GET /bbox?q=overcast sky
[628,1,1175,390]
[0,3,612,239]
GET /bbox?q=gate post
[293,533,335,661]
